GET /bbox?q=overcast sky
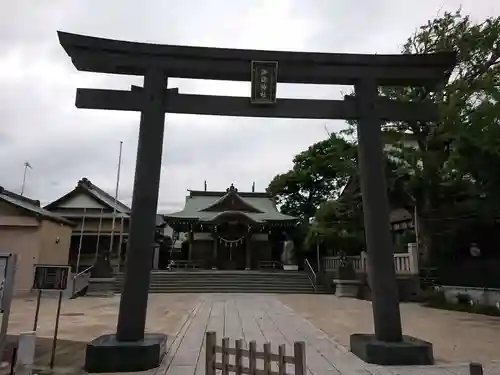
[0,1,498,213]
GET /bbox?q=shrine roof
[44,177,131,214]
[164,185,297,223]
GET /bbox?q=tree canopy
[266,133,356,222]
[268,10,500,264]
[347,10,500,263]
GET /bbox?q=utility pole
[109,141,124,271]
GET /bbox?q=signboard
[251,61,278,104]
[0,257,7,312]
[32,265,70,291]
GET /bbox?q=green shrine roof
[164,184,297,224]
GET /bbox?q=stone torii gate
[58,31,456,372]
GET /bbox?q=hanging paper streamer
[216,224,251,247]
[218,235,245,247]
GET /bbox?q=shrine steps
[113,270,326,294]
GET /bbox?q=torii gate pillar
[57,30,455,372]
[85,70,169,373]
[349,78,434,365]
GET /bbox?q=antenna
[21,161,33,196]
[204,180,207,191]
[252,182,255,192]
[324,124,331,137]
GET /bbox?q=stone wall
[321,271,421,301]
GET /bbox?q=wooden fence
[205,332,306,375]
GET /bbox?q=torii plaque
[58,31,455,372]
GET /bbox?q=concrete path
[160,294,496,375]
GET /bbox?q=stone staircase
[113,270,324,294]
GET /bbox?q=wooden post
[263,342,271,375]
[235,339,243,375]
[205,332,216,375]
[212,235,218,269]
[293,341,306,375]
[278,344,286,375]
[407,242,419,274]
[469,363,483,375]
[245,235,251,270]
[249,341,257,375]
[188,231,194,261]
[49,290,63,369]
[222,337,229,375]
[361,251,367,272]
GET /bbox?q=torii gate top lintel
[60,30,459,371]
[58,31,456,87]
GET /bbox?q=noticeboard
[0,256,8,312]
[32,265,70,291]
[251,61,278,104]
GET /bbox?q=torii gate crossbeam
[58,31,456,372]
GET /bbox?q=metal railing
[71,264,94,297]
[168,260,201,269]
[304,259,317,292]
[258,261,283,270]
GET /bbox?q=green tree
[267,133,357,222]
[307,189,365,256]
[346,10,500,264]
[307,156,408,255]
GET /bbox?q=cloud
[0,0,498,212]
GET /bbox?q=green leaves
[271,10,500,261]
[373,10,500,212]
[266,134,357,222]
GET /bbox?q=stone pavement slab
[277,294,500,365]
[1,293,496,375]
[160,294,488,375]
[1,294,199,375]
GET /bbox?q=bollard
[14,332,36,375]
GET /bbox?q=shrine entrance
[216,222,247,270]
[164,184,294,270]
[58,31,456,372]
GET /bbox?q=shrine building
[164,184,298,270]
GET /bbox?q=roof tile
[0,186,74,226]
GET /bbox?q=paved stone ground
[278,294,500,365]
[1,293,499,375]
[1,293,199,374]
